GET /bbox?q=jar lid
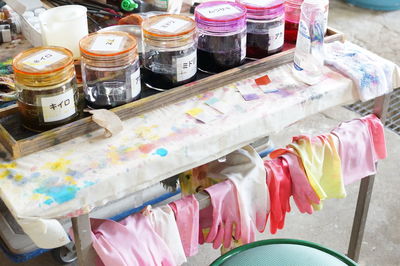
[142,14,195,38]
[13,46,75,87]
[79,31,137,57]
[238,0,284,19]
[195,1,246,32]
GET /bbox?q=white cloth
[325,41,400,101]
[144,205,187,266]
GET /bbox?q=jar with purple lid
[195,1,247,74]
[238,0,285,59]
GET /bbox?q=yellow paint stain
[134,125,159,138]
[107,146,121,165]
[44,158,71,172]
[0,170,11,179]
[64,176,77,185]
[0,162,17,169]
[31,193,42,200]
[14,174,23,182]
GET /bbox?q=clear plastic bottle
[292,0,327,85]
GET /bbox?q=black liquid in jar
[197,31,246,74]
[143,46,197,91]
[246,19,284,59]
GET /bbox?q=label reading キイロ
[176,50,197,82]
[151,17,190,33]
[41,89,76,123]
[240,34,247,60]
[197,4,241,19]
[268,23,284,51]
[130,68,141,98]
[90,35,124,52]
[23,50,67,70]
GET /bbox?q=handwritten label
[176,50,197,82]
[23,50,66,70]
[130,68,141,98]
[151,17,190,33]
[41,89,76,123]
[197,4,241,19]
[268,23,284,50]
[91,35,123,51]
[186,107,220,123]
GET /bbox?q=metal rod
[347,94,391,261]
[72,214,97,266]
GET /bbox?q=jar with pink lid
[195,1,247,74]
[238,0,285,59]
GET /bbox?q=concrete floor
[1,0,399,265]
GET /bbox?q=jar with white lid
[80,31,141,109]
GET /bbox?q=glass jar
[13,46,79,132]
[195,1,247,74]
[238,0,285,59]
[142,14,197,91]
[284,0,303,44]
[80,31,141,109]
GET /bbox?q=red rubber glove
[264,158,292,234]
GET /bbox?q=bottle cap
[121,0,139,12]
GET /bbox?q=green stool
[211,239,358,266]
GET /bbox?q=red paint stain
[139,144,156,154]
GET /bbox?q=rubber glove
[90,215,175,266]
[288,134,346,199]
[206,146,269,236]
[169,195,200,257]
[359,114,387,160]
[331,117,378,185]
[270,148,320,214]
[143,205,187,266]
[203,180,242,249]
[264,158,292,234]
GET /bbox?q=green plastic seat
[211,239,358,266]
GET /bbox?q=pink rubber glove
[271,148,320,214]
[359,114,387,160]
[169,195,200,257]
[331,119,377,185]
[203,180,242,249]
[90,215,175,266]
[264,158,292,234]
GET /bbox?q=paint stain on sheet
[44,158,71,172]
[139,143,156,154]
[154,148,168,157]
[34,185,80,205]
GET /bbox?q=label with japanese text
[176,50,197,82]
[151,17,189,33]
[197,4,241,19]
[268,24,284,50]
[23,50,67,70]
[41,89,76,123]
[91,35,124,52]
[130,68,141,98]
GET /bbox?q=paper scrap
[205,97,231,114]
[255,74,279,93]
[236,83,261,101]
[86,109,123,137]
[186,106,220,123]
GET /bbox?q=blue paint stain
[34,185,80,205]
[154,148,168,157]
[66,169,84,179]
[84,181,96,188]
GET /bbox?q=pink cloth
[90,214,175,266]
[169,195,199,257]
[331,118,377,185]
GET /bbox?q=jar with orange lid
[142,14,197,91]
[79,31,141,109]
[13,46,79,132]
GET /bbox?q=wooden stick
[72,214,97,266]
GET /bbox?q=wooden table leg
[347,94,391,261]
[72,214,96,266]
